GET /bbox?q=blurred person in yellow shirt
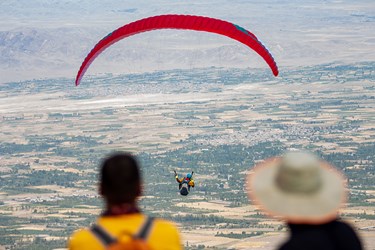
[68,153,182,250]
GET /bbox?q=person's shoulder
[331,220,363,247]
[332,219,355,230]
[279,231,330,250]
[69,227,91,241]
[148,217,182,248]
[330,219,360,236]
[152,217,180,232]
[68,227,98,250]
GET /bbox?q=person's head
[99,152,142,205]
[186,173,192,179]
[247,150,346,224]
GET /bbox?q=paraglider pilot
[174,170,195,196]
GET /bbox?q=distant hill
[0,0,374,83]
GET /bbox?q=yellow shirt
[68,213,182,250]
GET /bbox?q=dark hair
[100,153,141,204]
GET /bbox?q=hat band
[275,173,322,194]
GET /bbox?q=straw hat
[247,151,347,224]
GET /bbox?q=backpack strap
[90,216,155,246]
[135,216,155,240]
[90,224,117,247]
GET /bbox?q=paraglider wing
[75,14,279,86]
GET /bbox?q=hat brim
[247,157,347,224]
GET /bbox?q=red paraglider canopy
[76,14,278,86]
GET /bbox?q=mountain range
[0,0,373,83]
